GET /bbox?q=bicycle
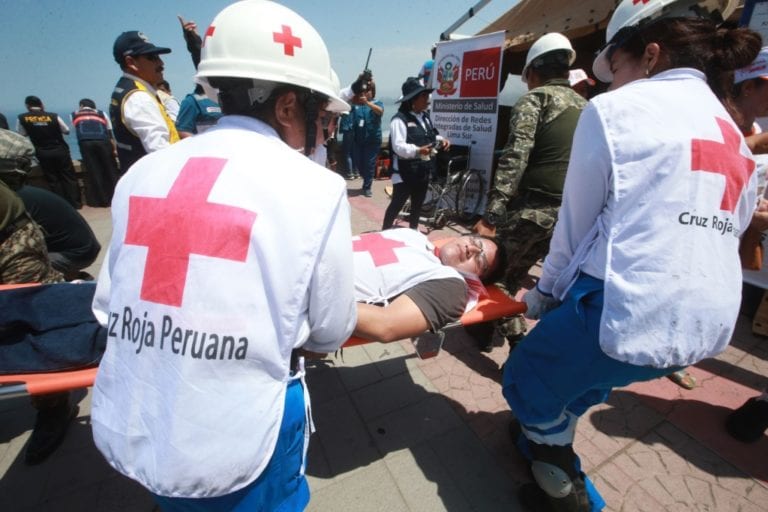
[398,144,485,230]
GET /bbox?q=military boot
[518,442,591,512]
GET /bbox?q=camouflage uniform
[0,130,64,285]
[484,78,586,339]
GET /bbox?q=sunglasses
[138,54,162,62]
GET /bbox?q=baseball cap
[568,69,596,87]
[735,47,768,84]
[113,31,171,64]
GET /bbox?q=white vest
[555,69,757,367]
[91,116,356,497]
[353,229,462,304]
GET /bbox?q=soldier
[473,33,586,346]
[0,129,64,285]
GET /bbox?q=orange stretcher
[0,271,526,399]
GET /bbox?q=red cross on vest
[203,25,215,47]
[633,0,650,4]
[691,117,755,213]
[125,157,258,307]
[273,25,302,56]
[353,233,406,267]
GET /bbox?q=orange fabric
[0,367,98,395]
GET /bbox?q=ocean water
[8,110,83,161]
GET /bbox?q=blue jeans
[341,132,354,176]
[352,141,379,191]
[503,274,680,439]
[0,282,106,373]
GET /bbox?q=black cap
[113,31,171,64]
[396,77,433,103]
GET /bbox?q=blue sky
[0,0,516,117]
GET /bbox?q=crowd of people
[1,0,768,510]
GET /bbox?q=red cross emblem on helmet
[273,25,302,56]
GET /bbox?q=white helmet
[196,0,349,113]
[521,33,576,83]
[593,0,736,83]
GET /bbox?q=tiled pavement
[1,176,766,511]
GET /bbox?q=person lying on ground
[352,228,507,343]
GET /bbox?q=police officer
[71,99,119,206]
[474,33,586,344]
[91,2,355,509]
[109,30,179,172]
[16,96,81,209]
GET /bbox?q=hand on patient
[522,285,560,320]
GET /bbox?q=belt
[0,214,32,246]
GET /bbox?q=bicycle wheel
[455,170,484,222]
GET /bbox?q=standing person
[338,108,356,179]
[109,30,179,173]
[91,1,355,510]
[16,96,81,209]
[419,44,437,87]
[382,77,449,230]
[175,84,223,138]
[473,32,586,345]
[350,80,383,197]
[504,1,754,510]
[156,80,181,122]
[71,99,119,206]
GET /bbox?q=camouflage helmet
[0,129,35,190]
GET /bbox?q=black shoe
[25,402,79,465]
[363,189,373,198]
[725,397,768,443]
[519,482,591,512]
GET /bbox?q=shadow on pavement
[592,389,767,483]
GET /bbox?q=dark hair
[24,95,42,108]
[529,50,571,82]
[617,18,761,98]
[157,80,170,89]
[479,235,508,285]
[209,76,328,156]
[79,98,96,109]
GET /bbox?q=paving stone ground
[1,177,766,511]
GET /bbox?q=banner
[430,31,506,214]
[741,0,768,42]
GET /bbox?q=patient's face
[439,236,498,279]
